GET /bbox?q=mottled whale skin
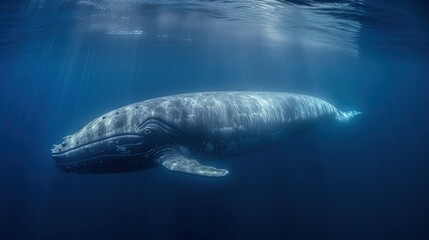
[51,92,360,177]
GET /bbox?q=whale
[51,91,361,177]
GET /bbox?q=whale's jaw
[52,135,156,174]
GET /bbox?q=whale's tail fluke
[335,110,363,123]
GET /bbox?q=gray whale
[51,92,361,177]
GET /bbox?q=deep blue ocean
[1,0,428,239]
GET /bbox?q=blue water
[1,0,428,239]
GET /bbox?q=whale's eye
[144,128,152,135]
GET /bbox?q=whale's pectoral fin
[156,149,229,177]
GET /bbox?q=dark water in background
[0,0,428,239]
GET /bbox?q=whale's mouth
[52,135,155,173]
[52,134,146,155]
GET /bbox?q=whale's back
[151,92,340,134]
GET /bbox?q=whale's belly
[197,126,290,158]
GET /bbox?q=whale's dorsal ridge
[156,148,229,177]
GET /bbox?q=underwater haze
[1,0,429,239]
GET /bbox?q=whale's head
[51,104,179,174]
